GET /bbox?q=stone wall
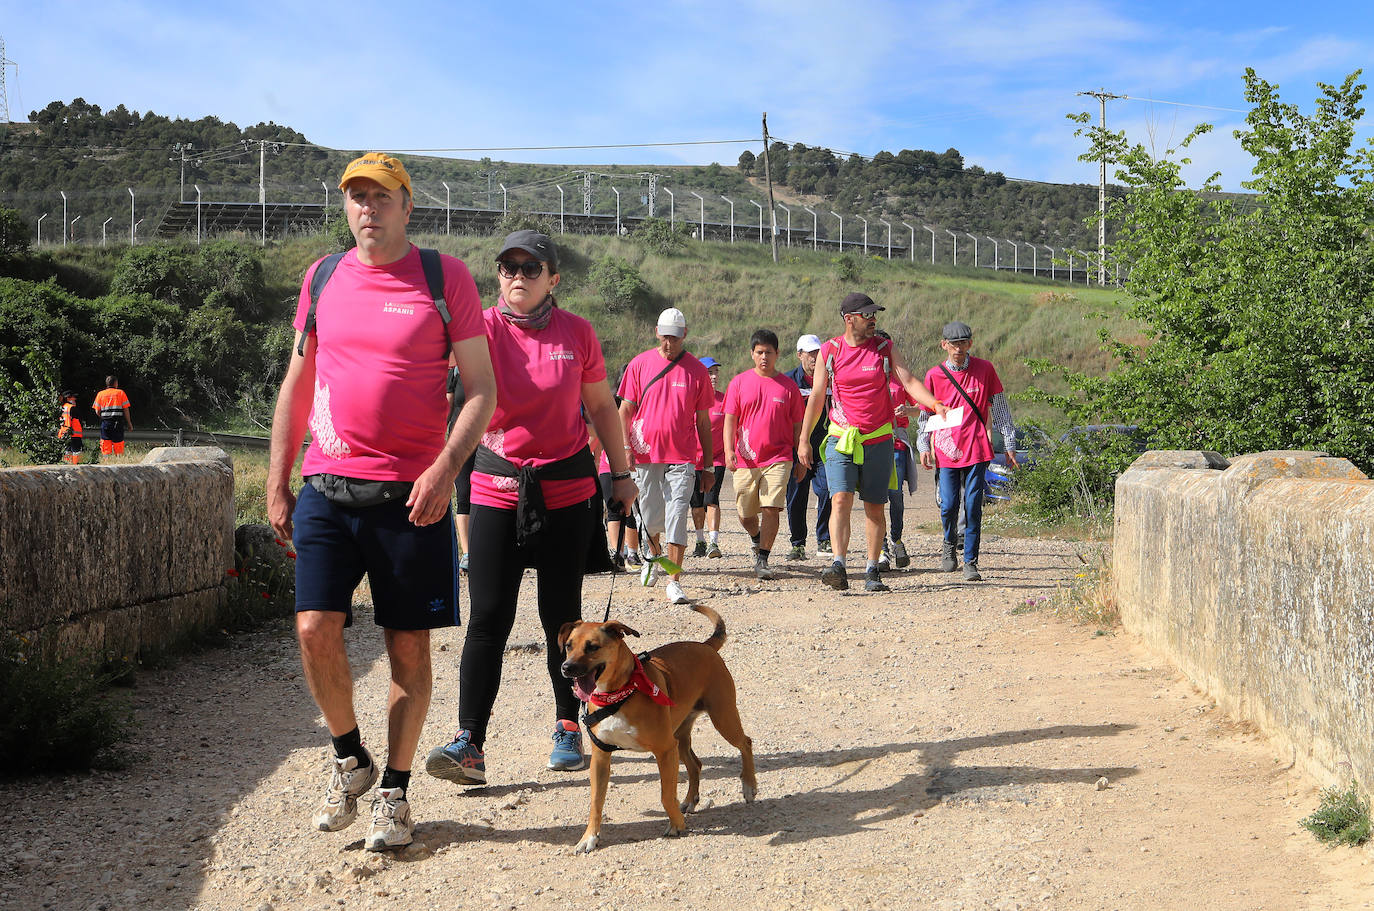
[1114,449,1374,791]
[0,448,236,661]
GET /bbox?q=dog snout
[560,660,585,679]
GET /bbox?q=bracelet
[611,470,633,481]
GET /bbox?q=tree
[1029,69,1374,474]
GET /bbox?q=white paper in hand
[923,406,965,432]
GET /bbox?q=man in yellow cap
[267,153,496,852]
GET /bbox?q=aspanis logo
[548,349,576,361]
[381,301,415,316]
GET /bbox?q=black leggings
[458,496,595,747]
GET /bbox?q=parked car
[985,425,1146,502]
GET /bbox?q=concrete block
[142,446,232,470]
[1127,450,1229,472]
[1115,448,1374,793]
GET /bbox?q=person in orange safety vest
[92,376,133,455]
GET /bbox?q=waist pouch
[307,473,413,509]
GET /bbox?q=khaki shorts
[733,462,792,519]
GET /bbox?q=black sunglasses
[496,259,546,279]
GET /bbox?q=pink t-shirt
[707,389,726,467]
[921,357,1003,468]
[294,247,484,482]
[619,348,713,467]
[888,378,915,451]
[471,305,604,510]
[724,370,804,468]
[820,335,893,439]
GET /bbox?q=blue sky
[4,0,1371,192]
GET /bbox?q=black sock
[331,727,369,766]
[380,767,411,792]
[758,548,770,561]
[750,533,760,545]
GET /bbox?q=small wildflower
[226,568,240,577]
[286,551,297,560]
[261,592,271,599]
[274,537,287,547]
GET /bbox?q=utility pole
[0,36,16,126]
[171,143,194,203]
[1078,88,1123,286]
[582,171,592,217]
[761,113,779,262]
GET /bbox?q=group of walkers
[264,152,1018,854]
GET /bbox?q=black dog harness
[580,652,663,753]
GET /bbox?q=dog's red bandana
[575,654,674,707]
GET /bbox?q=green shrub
[1301,782,1371,847]
[0,633,134,776]
[833,252,863,283]
[0,346,67,465]
[1009,424,1143,522]
[497,208,556,238]
[329,214,357,252]
[589,255,648,313]
[634,217,689,256]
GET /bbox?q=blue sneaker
[548,720,586,771]
[459,553,471,573]
[424,730,486,785]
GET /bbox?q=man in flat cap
[916,321,1018,581]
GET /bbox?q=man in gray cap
[916,321,1018,581]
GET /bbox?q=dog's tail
[692,604,728,652]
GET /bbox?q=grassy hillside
[278,231,1136,426]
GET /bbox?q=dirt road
[5,494,1370,911]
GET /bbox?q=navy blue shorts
[292,482,460,630]
[100,419,125,443]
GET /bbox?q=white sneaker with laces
[665,579,689,604]
[365,786,414,851]
[312,752,379,832]
[640,557,659,587]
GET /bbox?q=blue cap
[699,356,720,369]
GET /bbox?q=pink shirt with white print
[820,335,893,439]
[471,304,604,510]
[920,356,1003,469]
[724,370,804,468]
[618,347,713,467]
[293,246,484,482]
[707,389,726,467]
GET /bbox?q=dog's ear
[604,621,640,639]
[557,621,582,648]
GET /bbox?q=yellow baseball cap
[338,153,412,195]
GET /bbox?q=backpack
[296,247,449,356]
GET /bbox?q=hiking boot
[963,562,983,582]
[787,545,806,561]
[940,543,958,573]
[623,548,641,568]
[877,547,891,572]
[816,541,833,559]
[864,568,890,593]
[424,730,486,785]
[693,540,708,558]
[313,751,379,832]
[548,720,586,771]
[891,539,910,569]
[666,580,690,604]
[610,549,626,572]
[821,561,848,591]
[365,787,413,851]
[706,542,723,559]
[754,554,777,581]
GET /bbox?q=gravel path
[4,493,1371,911]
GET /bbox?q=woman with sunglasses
[425,230,637,784]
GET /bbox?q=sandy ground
[4,490,1372,911]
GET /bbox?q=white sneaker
[640,557,659,587]
[665,580,689,604]
[365,786,414,851]
[313,752,379,832]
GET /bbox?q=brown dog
[558,604,757,853]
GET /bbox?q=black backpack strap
[939,363,986,427]
[297,252,346,356]
[419,248,451,326]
